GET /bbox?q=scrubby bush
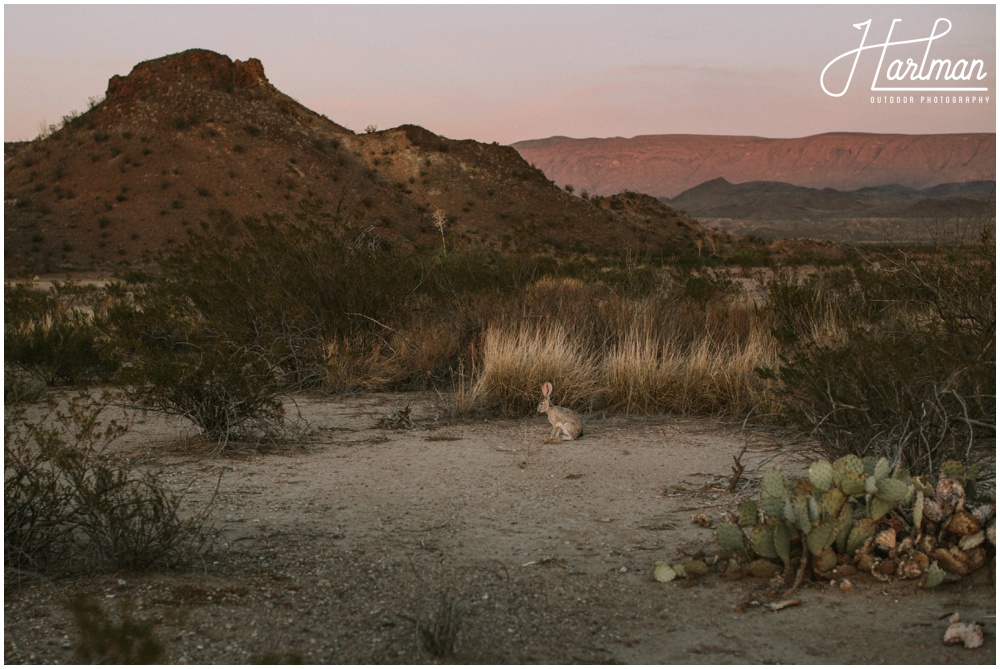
[109,206,433,446]
[4,394,210,577]
[118,335,287,449]
[765,226,995,474]
[142,208,421,388]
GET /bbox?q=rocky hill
[512,133,996,199]
[4,49,719,276]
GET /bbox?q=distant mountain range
[512,133,996,199]
[665,178,996,221]
[659,178,995,242]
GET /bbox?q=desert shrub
[132,208,422,389]
[4,394,210,577]
[109,206,441,444]
[119,337,287,450]
[766,228,995,474]
[724,246,772,269]
[4,281,118,385]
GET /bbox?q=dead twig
[728,442,748,492]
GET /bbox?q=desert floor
[4,391,995,664]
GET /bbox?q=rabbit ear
[541,381,553,397]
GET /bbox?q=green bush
[108,205,437,445]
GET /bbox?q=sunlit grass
[455,285,780,418]
[459,322,600,416]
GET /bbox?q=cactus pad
[811,546,838,574]
[870,495,896,520]
[940,460,968,481]
[876,478,909,504]
[761,469,788,500]
[749,523,778,559]
[761,494,785,519]
[873,457,891,481]
[654,561,677,583]
[738,500,758,527]
[839,470,867,497]
[833,454,864,483]
[808,460,834,492]
[834,504,853,553]
[846,518,875,555]
[805,522,836,554]
[922,561,946,588]
[683,559,709,578]
[792,495,812,533]
[716,522,746,551]
[808,497,821,523]
[865,475,879,495]
[773,521,792,564]
[820,487,846,520]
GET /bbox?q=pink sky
[4,4,996,144]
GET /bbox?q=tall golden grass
[452,275,781,418]
[458,322,601,415]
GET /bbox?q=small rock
[944,614,984,649]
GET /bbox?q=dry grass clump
[458,322,600,416]
[455,276,780,418]
[603,325,777,416]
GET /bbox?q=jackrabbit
[537,381,583,442]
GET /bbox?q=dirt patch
[4,392,995,663]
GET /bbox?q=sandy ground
[4,391,995,664]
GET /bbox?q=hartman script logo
[821,18,989,97]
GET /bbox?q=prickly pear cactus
[717,456,987,590]
[791,495,811,533]
[737,500,758,527]
[940,460,968,481]
[805,522,835,554]
[833,504,853,553]
[760,469,789,518]
[761,469,788,499]
[876,478,910,504]
[716,522,746,551]
[812,546,838,574]
[833,454,864,481]
[808,460,834,492]
[922,561,946,588]
[773,521,791,564]
[846,518,876,555]
[872,457,891,481]
[833,454,867,496]
[749,523,778,560]
[820,487,846,520]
